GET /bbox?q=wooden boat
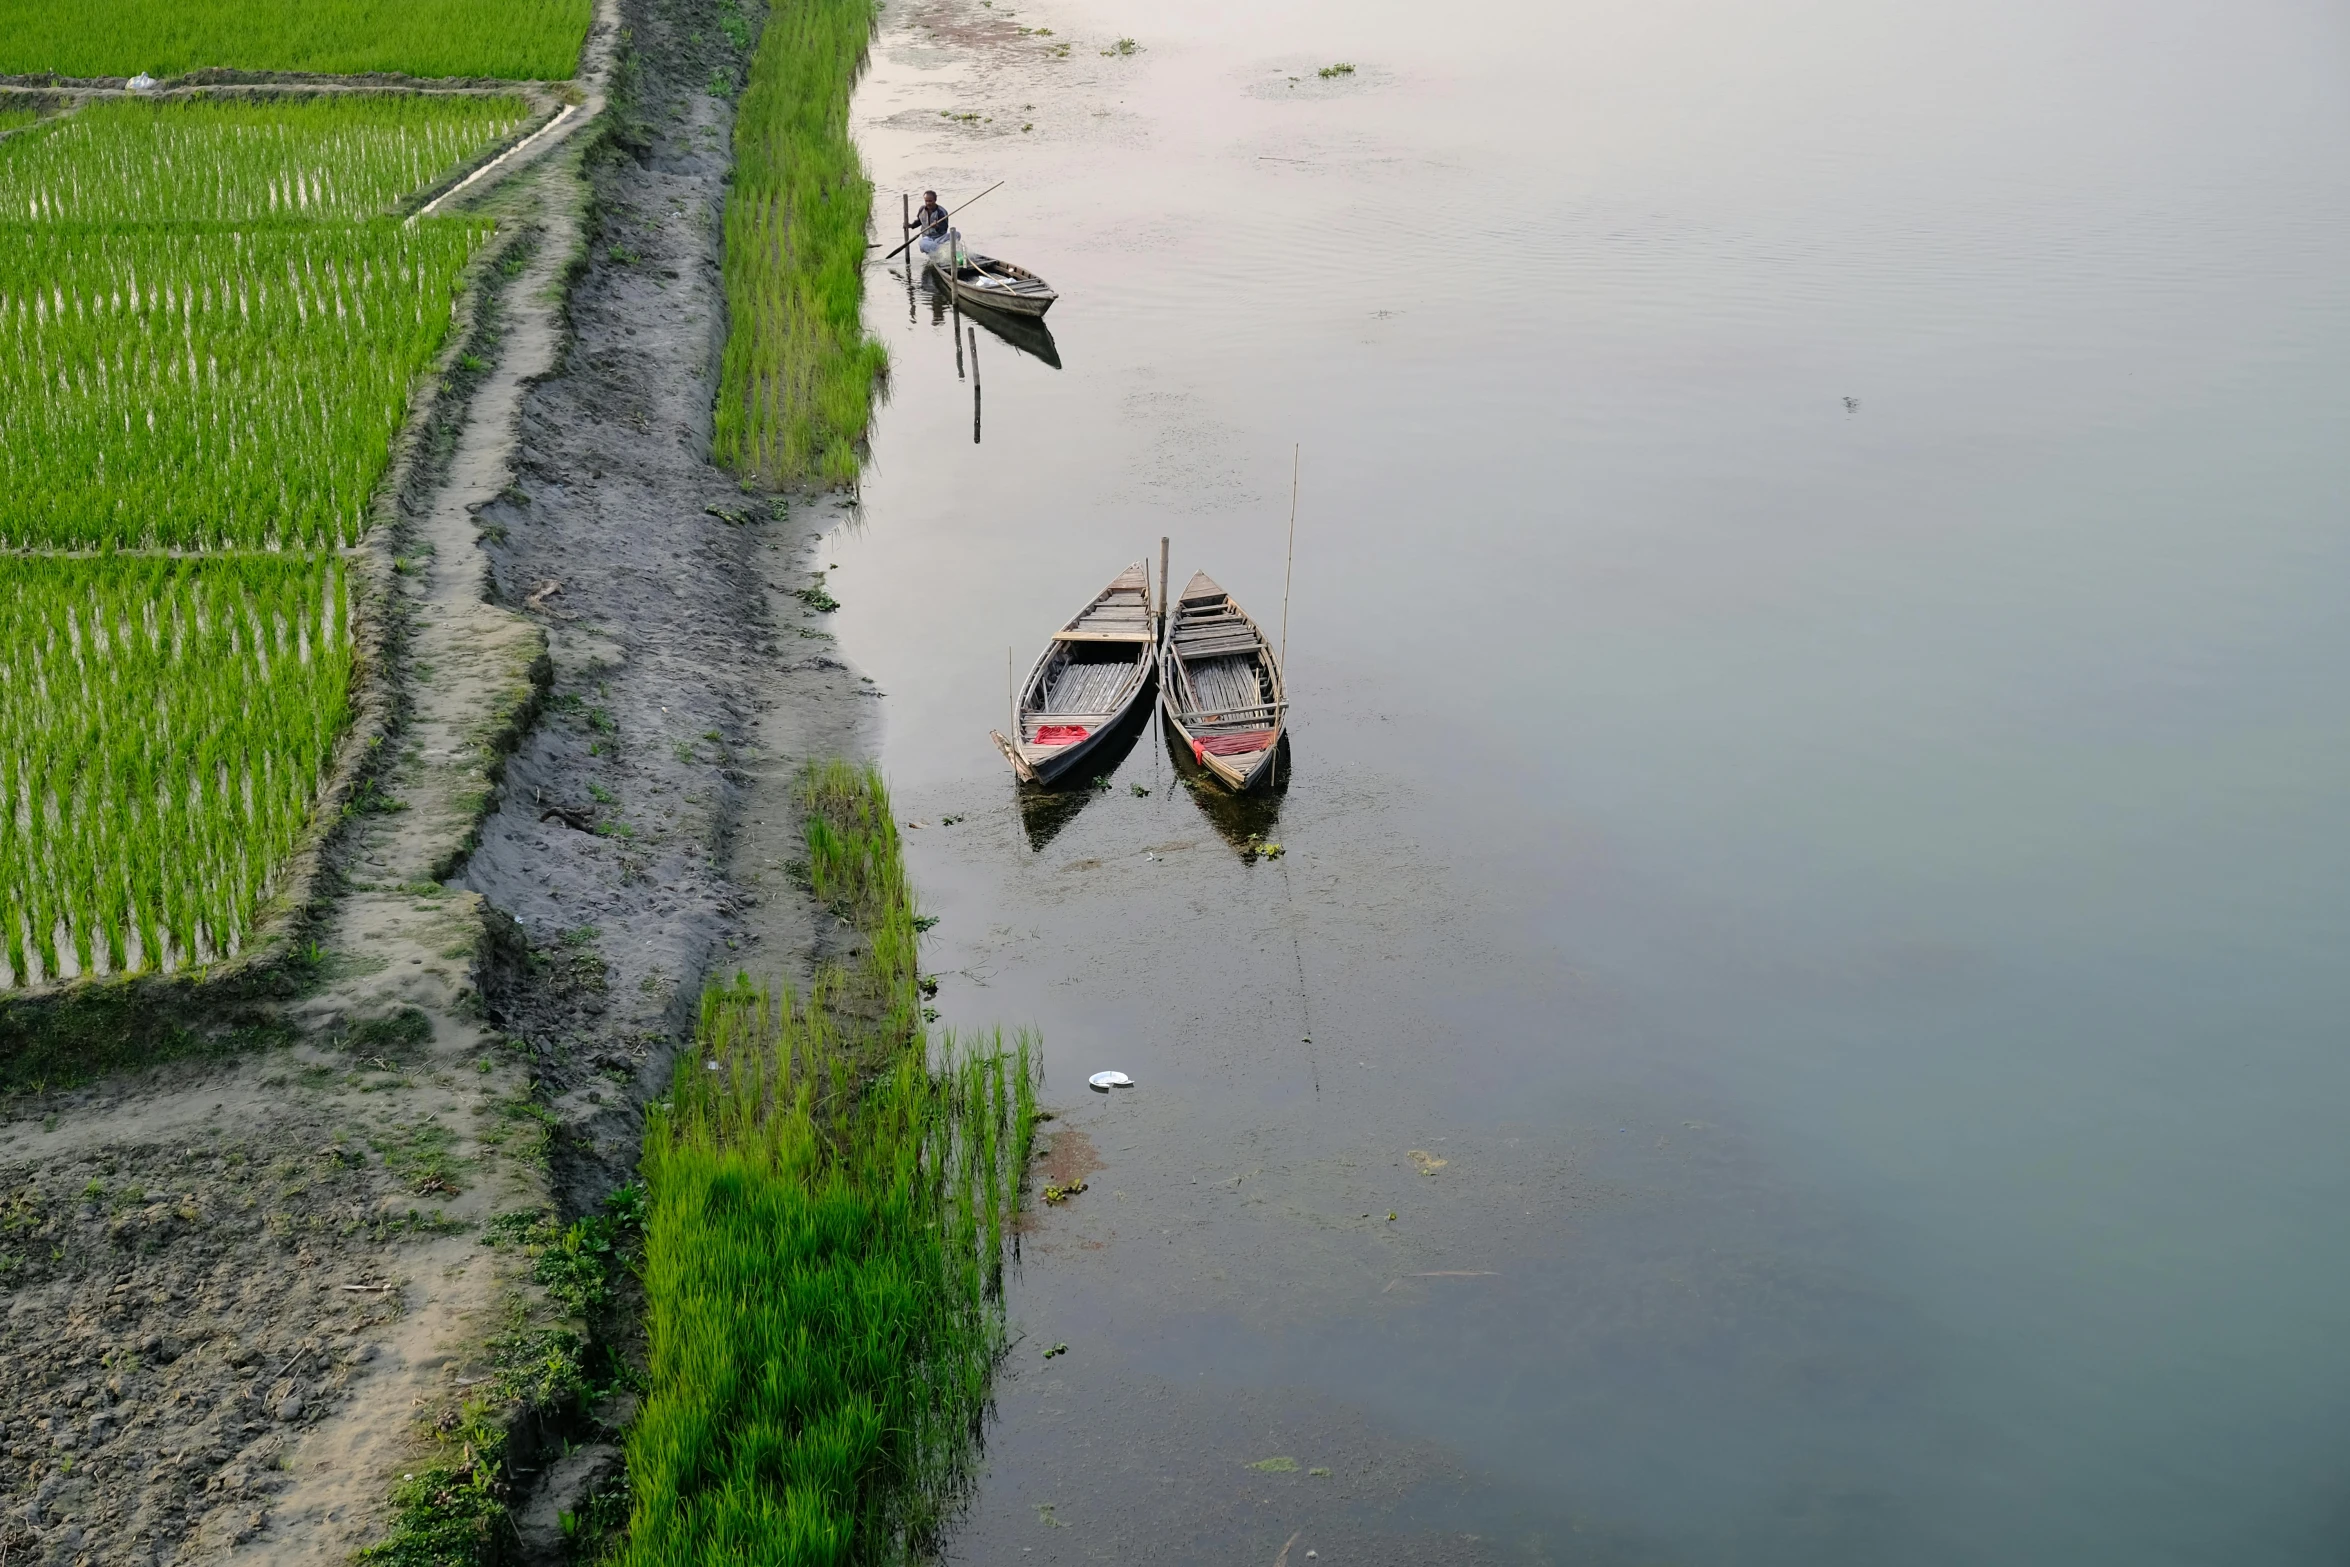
[991,563,1156,785]
[932,251,1058,317]
[1158,571,1287,793]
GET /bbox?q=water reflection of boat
[1165,722,1288,854]
[1158,572,1288,793]
[928,252,1058,316]
[992,563,1157,786]
[1013,730,1151,852]
[921,268,1063,366]
[969,306,1061,368]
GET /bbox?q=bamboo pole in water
[1158,536,1170,639]
[1280,445,1299,673]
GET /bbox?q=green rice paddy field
[0,0,592,81]
[0,554,351,986]
[1,93,515,989]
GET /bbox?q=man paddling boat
[910,190,958,261]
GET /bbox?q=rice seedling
[0,94,531,225]
[0,108,41,139]
[628,764,1040,1561]
[0,553,353,990]
[0,218,491,549]
[0,0,592,82]
[712,0,889,487]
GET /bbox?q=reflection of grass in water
[626,763,1037,1562]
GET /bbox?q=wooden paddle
[881,180,1004,261]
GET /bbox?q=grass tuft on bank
[625,762,1037,1562]
[713,0,889,487]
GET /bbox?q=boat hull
[994,678,1151,785]
[953,281,1055,318]
[994,563,1156,785]
[1159,708,1284,792]
[1156,570,1289,794]
[927,253,1058,317]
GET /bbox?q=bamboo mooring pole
[1158,536,1170,638]
[1279,445,1299,672]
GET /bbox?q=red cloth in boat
[1193,731,1275,763]
[1033,724,1090,747]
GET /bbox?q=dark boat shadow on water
[1165,723,1289,859]
[1013,709,1149,852]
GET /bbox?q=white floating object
[1087,1070,1132,1090]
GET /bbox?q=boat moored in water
[1158,571,1287,793]
[991,563,1156,785]
[930,251,1059,317]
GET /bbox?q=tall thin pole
[1008,646,1016,741]
[1158,536,1170,638]
[901,193,915,317]
[1279,445,1299,672]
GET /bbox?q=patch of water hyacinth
[0,94,531,226]
[0,219,488,550]
[0,554,352,990]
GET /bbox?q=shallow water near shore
[814,0,2350,1559]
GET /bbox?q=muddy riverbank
[0,0,885,1553]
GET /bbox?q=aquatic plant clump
[0,553,353,990]
[628,763,1040,1562]
[713,0,890,487]
[0,0,593,81]
[0,219,490,550]
[0,94,532,225]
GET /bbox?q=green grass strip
[714,0,889,487]
[0,0,592,81]
[627,764,1037,1562]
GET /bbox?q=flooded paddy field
[823,0,2350,1560]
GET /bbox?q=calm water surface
[817,0,2350,1558]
